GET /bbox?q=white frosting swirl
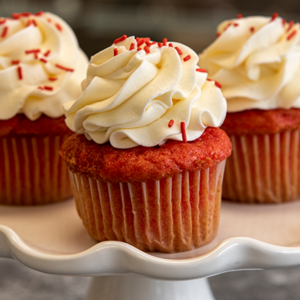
[64,36,227,149]
[198,16,300,112]
[0,12,88,120]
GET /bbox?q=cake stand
[1,198,300,300]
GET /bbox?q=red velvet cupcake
[61,36,231,252]
[0,12,88,205]
[199,14,300,203]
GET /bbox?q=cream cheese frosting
[64,36,227,149]
[198,15,300,112]
[0,11,88,121]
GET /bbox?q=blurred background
[1,0,300,299]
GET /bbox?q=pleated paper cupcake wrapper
[223,130,300,203]
[0,135,72,205]
[69,160,226,253]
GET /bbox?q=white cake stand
[1,198,300,300]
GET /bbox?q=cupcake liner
[0,135,72,205]
[223,130,300,203]
[68,160,226,253]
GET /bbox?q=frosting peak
[199,15,300,112]
[0,11,88,120]
[64,36,227,149]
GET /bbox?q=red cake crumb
[0,114,72,137]
[60,127,232,183]
[221,108,300,135]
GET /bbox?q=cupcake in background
[0,11,88,205]
[199,13,300,203]
[60,36,232,253]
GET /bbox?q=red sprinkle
[168,120,174,128]
[146,41,156,46]
[233,23,239,27]
[130,43,135,50]
[287,30,297,41]
[216,32,221,37]
[183,55,191,62]
[282,19,286,26]
[175,47,182,55]
[44,50,51,57]
[55,23,62,31]
[40,58,47,63]
[207,78,212,81]
[35,11,44,16]
[49,77,58,81]
[162,38,167,46]
[196,68,207,73]
[1,26,8,38]
[34,53,39,59]
[237,13,243,19]
[180,122,187,143]
[11,60,20,65]
[287,20,294,32]
[44,86,53,91]
[32,19,37,27]
[26,20,32,27]
[250,27,255,33]
[55,64,74,72]
[47,18,52,23]
[12,13,21,19]
[0,19,6,25]
[271,13,279,21]
[144,46,150,54]
[37,86,43,90]
[114,35,127,44]
[214,81,222,88]
[137,39,145,47]
[25,49,40,54]
[21,12,31,17]
[137,47,142,51]
[114,48,118,56]
[168,43,173,47]
[17,66,23,80]
[158,42,162,47]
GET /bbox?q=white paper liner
[223,130,300,203]
[0,135,72,205]
[69,160,226,253]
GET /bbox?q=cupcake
[199,14,300,203]
[0,11,88,205]
[60,36,231,252]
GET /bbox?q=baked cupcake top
[198,14,300,112]
[64,36,227,149]
[0,11,88,121]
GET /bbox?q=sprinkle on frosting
[40,58,47,63]
[168,43,174,47]
[55,64,74,72]
[44,85,53,91]
[32,19,37,27]
[271,12,279,21]
[114,35,127,44]
[183,55,191,61]
[49,77,58,81]
[44,50,51,57]
[168,119,174,127]
[17,66,23,80]
[250,26,255,32]
[196,68,207,72]
[175,47,182,55]
[287,20,294,32]
[11,60,20,65]
[114,48,118,56]
[287,30,297,40]
[130,43,135,50]
[163,38,167,46]
[1,26,8,38]
[237,13,243,19]
[55,23,62,31]
[181,122,187,143]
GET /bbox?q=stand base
[84,274,215,300]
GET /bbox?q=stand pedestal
[85,274,215,300]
